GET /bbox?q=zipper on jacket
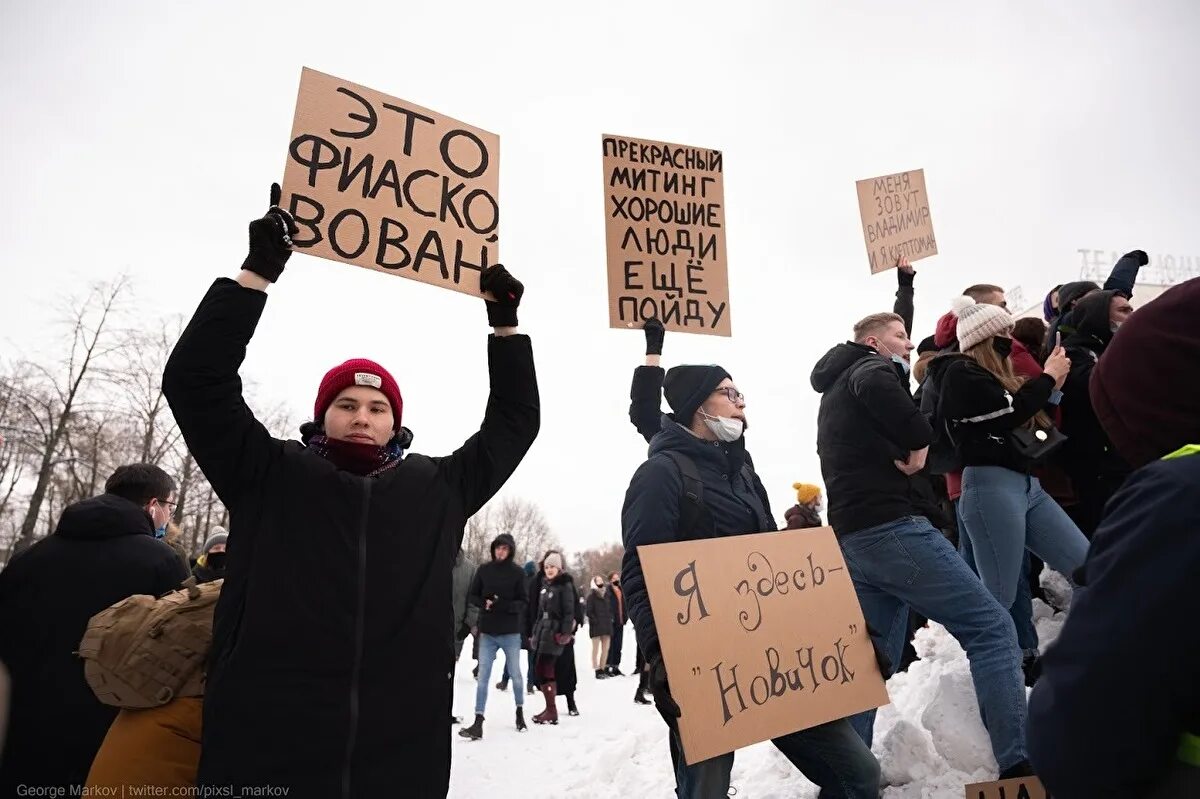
[341,480,371,799]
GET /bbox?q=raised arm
[1104,249,1148,298]
[163,186,298,510]
[436,265,540,518]
[893,259,915,336]
[629,319,666,443]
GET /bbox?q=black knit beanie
[664,365,731,427]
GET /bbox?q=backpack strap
[662,451,712,540]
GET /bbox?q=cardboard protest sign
[638,527,889,764]
[602,134,731,336]
[856,168,937,274]
[964,776,1050,799]
[280,68,499,296]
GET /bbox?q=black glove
[897,267,915,288]
[866,624,894,679]
[643,317,665,356]
[1125,249,1149,266]
[480,264,523,328]
[647,648,681,721]
[241,183,299,283]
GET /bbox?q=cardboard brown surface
[964,776,1049,799]
[602,134,731,336]
[856,168,938,274]
[280,68,499,296]
[639,527,889,765]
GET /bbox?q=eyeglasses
[711,387,745,404]
[158,499,178,510]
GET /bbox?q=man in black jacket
[460,532,528,738]
[162,186,539,798]
[622,365,880,798]
[0,463,188,795]
[811,312,1031,778]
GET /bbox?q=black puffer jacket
[927,353,1057,474]
[585,587,614,637]
[468,533,528,636]
[532,573,577,658]
[811,342,933,535]
[163,278,539,799]
[0,494,188,795]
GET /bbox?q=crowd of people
[0,185,1197,799]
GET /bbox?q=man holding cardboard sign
[162,187,538,798]
[621,365,881,798]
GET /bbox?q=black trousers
[607,622,624,668]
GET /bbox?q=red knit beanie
[313,359,403,430]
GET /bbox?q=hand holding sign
[480,264,523,328]
[242,183,301,283]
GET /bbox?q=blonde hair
[852,312,904,342]
[961,341,1051,429]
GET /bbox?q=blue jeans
[957,501,1039,653]
[670,717,879,798]
[838,515,1027,771]
[959,467,1089,610]
[475,633,524,713]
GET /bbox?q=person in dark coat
[1043,248,1145,359]
[812,312,1031,778]
[585,576,614,679]
[623,364,881,798]
[783,482,824,530]
[460,533,528,738]
[529,553,576,725]
[604,570,627,676]
[1057,288,1136,537]
[191,527,228,584]
[0,464,188,795]
[161,187,539,799]
[1029,277,1200,798]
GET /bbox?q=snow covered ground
[449,572,1071,798]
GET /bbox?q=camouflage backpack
[77,576,222,708]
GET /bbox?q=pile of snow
[450,579,1070,798]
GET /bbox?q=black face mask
[991,337,1013,359]
[205,552,228,574]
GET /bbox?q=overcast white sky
[3,0,1198,557]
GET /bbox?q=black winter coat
[533,573,577,658]
[621,418,774,657]
[585,588,614,637]
[468,533,528,636]
[811,342,933,534]
[0,494,188,794]
[162,278,539,799]
[928,354,1057,474]
[1029,451,1200,798]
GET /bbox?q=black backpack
[662,451,770,539]
[919,367,963,476]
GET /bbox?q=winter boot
[634,671,652,705]
[1022,652,1043,687]
[496,676,509,691]
[526,683,536,696]
[533,682,559,725]
[451,714,463,725]
[457,713,484,740]
[566,693,579,716]
[595,669,609,680]
[515,707,527,732]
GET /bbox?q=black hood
[1057,281,1101,315]
[923,352,973,385]
[53,493,155,541]
[810,342,880,393]
[490,533,516,561]
[1064,290,1117,350]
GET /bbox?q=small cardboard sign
[964,776,1050,799]
[280,67,499,296]
[856,168,937,274]
[638,527,889,765]
[602,134,731,336]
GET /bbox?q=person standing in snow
[162,186,539,798]
[0,464,188,795]
[529,553,576,725]
[585,576,614,679]
[924,302,1088,628]
[605,570,627,676]
[811,310,1034,779]
[623,363,881,798]
[461,533,529,739]
[1029,277,1200,798]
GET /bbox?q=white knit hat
[955,297,1013,350]
[543,552,564,570]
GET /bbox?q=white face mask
[699,409,745,442]
[873,340,911,376]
